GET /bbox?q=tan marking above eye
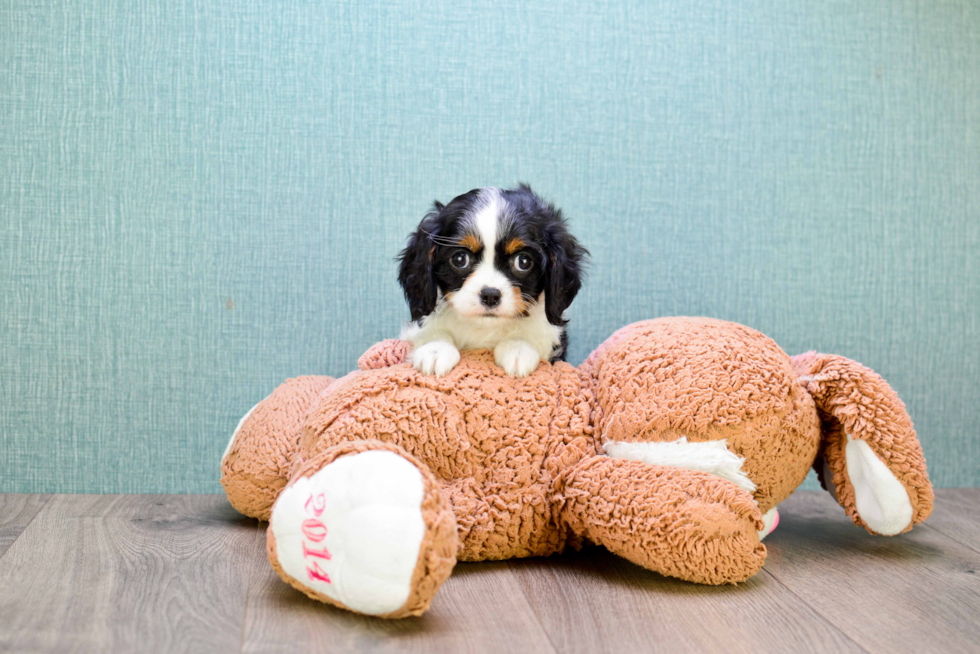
[505,238,526,255]
[459,234,481,252]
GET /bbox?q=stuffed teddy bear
[220,317,932,619]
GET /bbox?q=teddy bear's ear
[358,339,413,370]
[792,352,933,536]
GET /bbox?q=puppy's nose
[479,287,502,308]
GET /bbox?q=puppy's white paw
[494,339,542,378]
[410,340,460,377]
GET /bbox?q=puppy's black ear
[543,213,588,326]
[397,206,441,321]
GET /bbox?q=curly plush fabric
[221,376,335,520]
[301,351,594,560]
[560,456,767,584]
[221,317,933,618]
[267,439,458,618]
[357,339,412,370]
[792,352,933,533]
[582,318,822,513]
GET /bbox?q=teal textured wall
[1,1,978,493]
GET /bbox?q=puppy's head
[398,185,587,324]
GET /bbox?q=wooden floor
[0,490,977,653]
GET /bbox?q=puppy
[398,185,587,378]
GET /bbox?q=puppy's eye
[450,251,471,270]
[513,253,533,273]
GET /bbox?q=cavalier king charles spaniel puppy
[398,185,587,378]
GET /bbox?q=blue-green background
[2,1,978,493]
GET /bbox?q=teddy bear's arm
[221,375,336,520]
[792,352,934,536]
[559,456,767,585]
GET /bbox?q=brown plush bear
[220,317,933,619]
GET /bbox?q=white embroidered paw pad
[844,434,913,535]
[270,450,426,615]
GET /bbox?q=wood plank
[1,491,977,653]
[923,488,980,555]
[242,554,556,654]
[763,490,980,654]
[0,494,51,557]
[0,494,264,653]
[509,547,861,654]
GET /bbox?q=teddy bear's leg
[266,439,458,618]
[221,375,337,520]
[560,456,767,585]
[792,352,933,536]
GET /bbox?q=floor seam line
[505,561,561,654]
[0,494,54,563]
[919,522,980,557]
[238,518,264,654]
[760,567,871,654]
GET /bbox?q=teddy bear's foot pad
[269,450,427,616]
[758,507,779,540]
[844,434,914,535]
